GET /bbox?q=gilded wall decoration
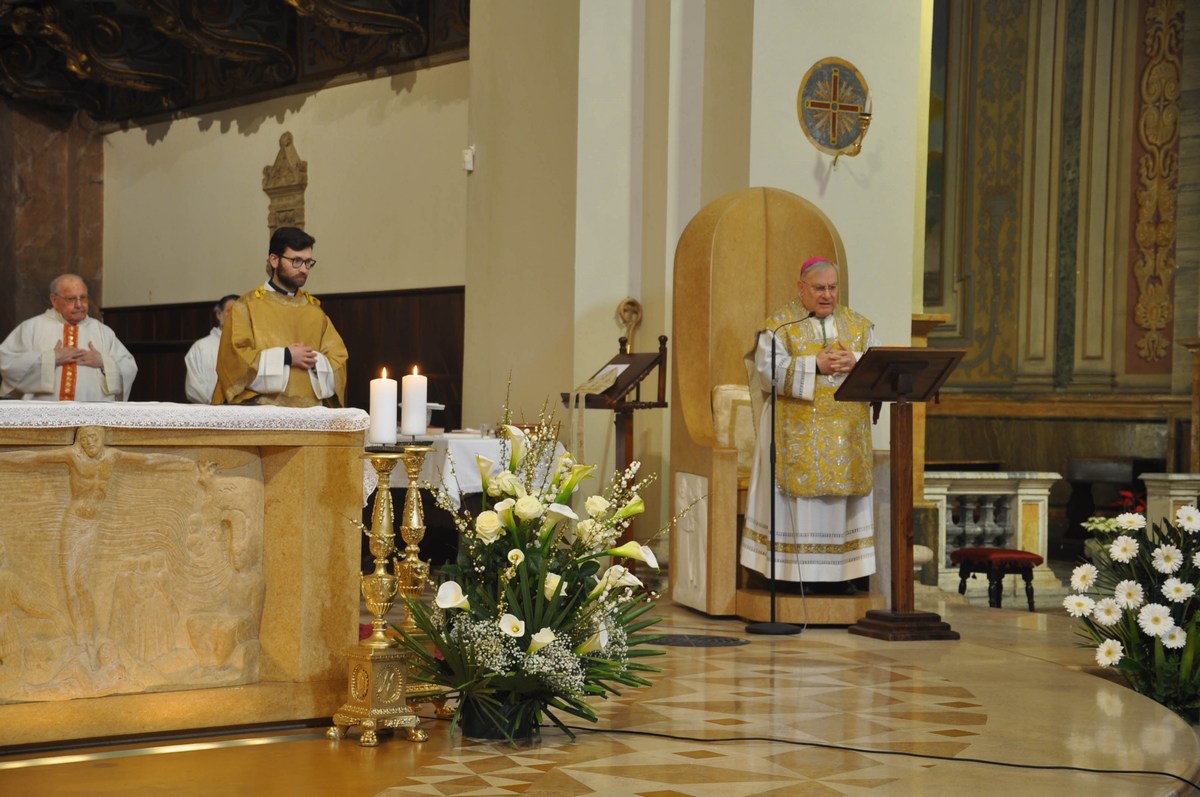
[0,428,265,703]
[950,0,1029,386]
[1128,0,1182,372]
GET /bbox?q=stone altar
[0,401,368,747]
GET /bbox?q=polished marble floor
[2,594,1199,796]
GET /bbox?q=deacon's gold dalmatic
[765,301,873,498]
[214,287,348,407]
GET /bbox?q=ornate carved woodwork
[0,0,469,123]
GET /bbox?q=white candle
[400,365,428,436]
[368,367,398,445]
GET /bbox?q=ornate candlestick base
[328,646,426,745]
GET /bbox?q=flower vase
[459,699,538,743]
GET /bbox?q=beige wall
[98,0,932,476]
[102,62,469,307]
[462,1,580,427]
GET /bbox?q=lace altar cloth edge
[0,400,370,433]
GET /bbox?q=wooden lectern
[838,346,964,641]
[561,335,669,480]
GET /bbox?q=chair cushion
[949,547,1044,568]
[711,384,756,477]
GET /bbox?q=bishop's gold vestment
[739,300,877,583]
[214,287,348,407]
[771,303,873,498]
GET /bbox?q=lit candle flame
[381,367,388,379]
[412,365,420,376]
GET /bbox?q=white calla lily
[606,540,659,569]
[527,627,556,654]
[499,613,526,638]
[434,580,470,610]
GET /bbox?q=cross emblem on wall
[797,58,871,157]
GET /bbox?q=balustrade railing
[924,472,1064,604]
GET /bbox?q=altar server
[184,294,238,404]
[213,226,348,407]
[0,274,137,401]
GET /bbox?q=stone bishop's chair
[669,187,856,618]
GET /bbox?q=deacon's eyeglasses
[278,255,317,270]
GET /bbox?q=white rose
[488,470,521,497]
[514,495,545,522]
[474,510,504,544]
[507,548,525,566]
[585,495,611,518]
[576,518,603,547]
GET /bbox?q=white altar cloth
[388,435,564,508]
[0,399,370,432]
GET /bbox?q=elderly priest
[0,274,137,401]
[213,226,348,407]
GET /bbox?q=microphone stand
[746,316,812,636]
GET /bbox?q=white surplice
[184,327,221,404]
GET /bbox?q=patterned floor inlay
[2,601,1198,796]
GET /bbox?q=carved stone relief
[263,131,308,234]
[0,426,265,703]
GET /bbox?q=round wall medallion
[797,57,870,155]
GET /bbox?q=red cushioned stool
[948,547,1045,611]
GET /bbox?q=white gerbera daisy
[1115,512,1147,531]
[1162,577,1196,604]
[1071,563,1099,592]
[1162,626,1188,650]
[1176,505,1200,534]
[1114,580,1145,610]
[1137,603,1174,637]
[1091,598,1122,627]
[1109,535,1139,564]
[1151,544,1183,574]
[1095,639,1124,667]
[1063,594,1096,618]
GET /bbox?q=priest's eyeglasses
[279,255,317,270]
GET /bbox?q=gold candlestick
[395,444,433,632]
[328,451,426,745]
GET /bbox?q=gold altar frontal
[0,406,368,748]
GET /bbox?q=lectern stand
[838,347,964,641]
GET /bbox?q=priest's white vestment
[0,310,137,401]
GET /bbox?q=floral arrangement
[397,420,665,743]
[1064,505,1200,717]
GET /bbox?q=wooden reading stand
[839,346,965,641]
[561,336,669,532]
